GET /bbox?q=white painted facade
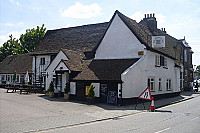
[121,50,180,98]
[45,50,69,92]
[95,14,145,59]
[32,55,51,84]
[93,12,180,99]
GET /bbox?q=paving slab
[0,88,199,133]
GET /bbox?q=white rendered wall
[121,50,180,98]
[95,14,145,59]
[45,51,69,90]
[32,55,51,82]
[70,82,76,95]
[92,83,100,97]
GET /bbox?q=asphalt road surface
[39,96,200,133]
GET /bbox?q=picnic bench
[19,85,39,94]
[6,84,20,93]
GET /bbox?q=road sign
[139,87,152,100]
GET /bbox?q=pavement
[0,88,199,133]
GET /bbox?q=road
[39,96,200,133]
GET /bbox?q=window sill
[167,89,172,91]
[150,90,155,92]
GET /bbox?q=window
[155,55,160,66]
[184,50,187,62]
[155,55,167,67]
[148,77,155,91]
[1,75,5,81]
[20,75,24,84]
[40,58,45,65]
[166,79,172,91]
[158,78,162,91]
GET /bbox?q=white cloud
[61,2,102,19]
[0,30,25,46]
[8,0,21,6]
[5,22,23,27]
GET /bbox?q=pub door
[100,83,108,103]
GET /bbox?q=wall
[45,51,69,90]
[121,50,180,98]
[32,55,51,83]
[95,14,145,59]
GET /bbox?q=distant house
[0,53,33,86]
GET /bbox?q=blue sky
[0,0,200,65]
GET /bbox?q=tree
[19,24,46,53]
[0,35,21,62]
[0,24,46,62]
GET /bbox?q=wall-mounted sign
[107,91,117,105]
[152,36,165,48]
[138,51,144,56]
[85,86,89,95]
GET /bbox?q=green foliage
[0,35,21,62]
[88,84,95,98]
[0,24,46,62]
[64,82,70,94]
[49,81,54,92]
[19,24,46,53]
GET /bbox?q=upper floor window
[184,50,187,62]
[40,58,45,65]
[155,55,167,67]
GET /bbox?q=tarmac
[0,88,199,133]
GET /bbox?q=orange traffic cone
[150,97,155,112]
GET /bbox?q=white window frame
[148,77,155,91]
[158,78,162,91]
[155,55,160,66]
[166,78,172,91]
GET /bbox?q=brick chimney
[140,13,157,33]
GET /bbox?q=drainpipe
[34,56,37,85]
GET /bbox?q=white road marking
[191,116,199,121]
[154,128,170,133]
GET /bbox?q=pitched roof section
[92,10,175,60]
[0,53,32,74]
[61,49,85,71]
[33,22,109,55]
[73,59,139,81]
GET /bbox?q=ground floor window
[166,79,172,91]
[148,77,155,91]
[158,78,162,91]
[1,75,5,81]
[20,75,24,84]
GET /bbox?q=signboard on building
[152,36,165,48]
[107,91,117,105]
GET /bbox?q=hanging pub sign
[107,91,118,105]
[152,36,165,48]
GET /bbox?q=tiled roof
[32,22,109,55]
[62,49,85,71]
[73,59,139,81]
[0,53,32,74]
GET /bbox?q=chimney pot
[150,14,152,17]
[153,13,155,17]
[147,14,149,18]
[145,14,146,18]
[164,28,165,31]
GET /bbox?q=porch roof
[73,58,139,81]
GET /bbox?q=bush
[88,84,95,98]
[49,81,54,92]
[64,82,70,94]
